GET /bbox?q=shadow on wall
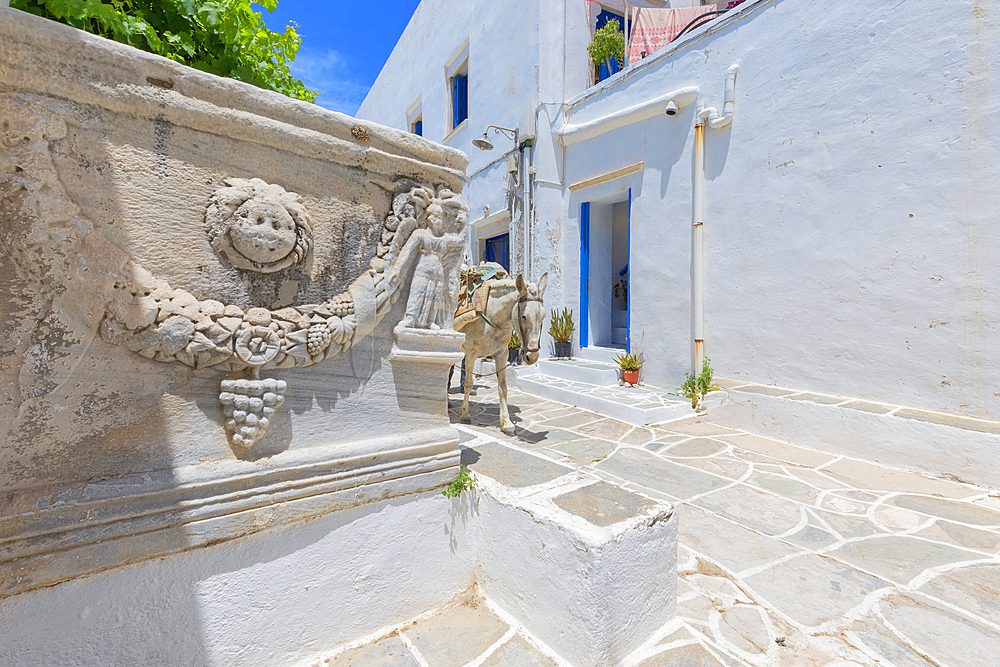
[0,491,465,667]
[658,101,697,198]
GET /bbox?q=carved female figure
[398,188,468,330]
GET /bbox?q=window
[595,8,634,82]
[406,98,423,136]
[451,63,468,129]
[444,40,470,135]
[472,210,510,272]
[483,233,510,272]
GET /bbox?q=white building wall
[358,0,545,275]
[556,0,1000,419]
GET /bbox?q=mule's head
[515,272,548,365]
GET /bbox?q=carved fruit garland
[1,107,467,452]
[94,182,468,450]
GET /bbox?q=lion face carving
[207,178,312,272]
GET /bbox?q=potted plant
[588,18,626,83]
[679,357,720,414]
[615,350,644,387]
[613,276,627,303]
[549,308,574,358]
[507,330,521,366]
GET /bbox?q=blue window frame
[452,71,468,128]
[483,233,509,272]
[412,118,422,136]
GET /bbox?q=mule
[454,272,547,433]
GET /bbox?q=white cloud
[289,48,371,115]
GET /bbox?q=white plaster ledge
[0,427,460,598]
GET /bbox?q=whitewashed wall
[359,0,599,285]
[358,0,541,270]
[555,0,1000,419]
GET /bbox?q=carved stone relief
[98,184,468,447]
[219,378,287,448]
[2,100,468,450]
[206,177,312,273]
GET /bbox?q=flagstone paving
[517,372,691,410]
[314,381,1000,666]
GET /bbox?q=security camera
[665,100,679,116]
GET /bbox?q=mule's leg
[461,350,474,422]
[495,349,514,433]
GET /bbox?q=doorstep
[510,368,721,426]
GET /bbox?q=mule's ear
[536,272,548,297]
[515,274,527,295]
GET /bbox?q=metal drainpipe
[524,141,530,280]
[692,64,738,377]
[525,142,532,279]
[692,111,706,376]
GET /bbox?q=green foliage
[587,18,625,73]
[11,0,316,103]
[548,308,575,344]
[614,350,644,372]
[508,329,521,350]
[613,277,628,302]
[678,357,720,409]
[442,465,476,498]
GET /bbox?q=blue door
[580,202,590,348]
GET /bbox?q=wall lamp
[472,125,518,151]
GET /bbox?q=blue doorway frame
[580,202,590,348]
[627,188,632,353]
[580,191,631,351]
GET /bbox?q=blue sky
[260,0,421,115]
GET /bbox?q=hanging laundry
[627,5,719,63]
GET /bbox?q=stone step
[535,357,621,385]
[511,369,725,426]
[713,379,1000,490]
[573,345,627,365]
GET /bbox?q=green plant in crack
[678,357,719,410]
[442,465,477,498]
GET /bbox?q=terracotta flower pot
[622,370,639,386]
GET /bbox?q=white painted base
[511,369,727,426]
[473,475,677,667]
[712,389,1000,490]
[0,458,679,667]
[0,490,474,667]
[513,374,685,425]
[536,357,621,385]
[574,345,626,365]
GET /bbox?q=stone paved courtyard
[313,381,1000,667]
[520,370,691,411]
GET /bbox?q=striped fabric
[626,5,719,62]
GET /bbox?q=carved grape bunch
[219,378,287,448]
